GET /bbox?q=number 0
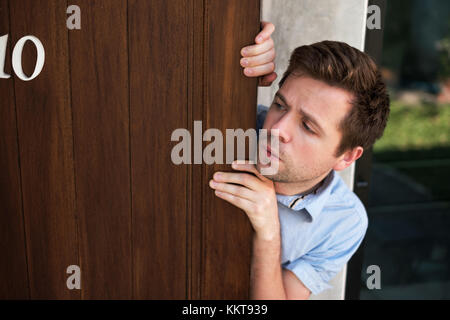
[0,34,45,81]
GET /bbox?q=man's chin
[256,160,282,179]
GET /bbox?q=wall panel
[128,0,188,299]
[0,0,29,299]
[69,0,131,299]
[0,0,259,299]
[9,0,79,299]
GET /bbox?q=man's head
[257,40,390,190]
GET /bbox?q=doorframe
[345,0,387,300]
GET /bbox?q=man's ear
[333,146,364,171]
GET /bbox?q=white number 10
[0,34,45,81]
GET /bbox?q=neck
[274,170,332,196]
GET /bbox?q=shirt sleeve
[282,211,368,295]
[256,104,269,132]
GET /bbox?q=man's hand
[241,21,277,87]
[209,160,280,240]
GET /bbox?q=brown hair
[279,40,390,157]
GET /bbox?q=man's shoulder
[257,104,269,113]
[325,172,368,233]
[256,104,269,131]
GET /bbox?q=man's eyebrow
[275,92,325,134]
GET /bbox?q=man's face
[257,75,354,184]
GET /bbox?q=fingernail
[241,58,248,67]
[256,36,263,43]
[245,68,253,75]
[242,48,248,56]
[209,180,216,187]
[214,172,221,179]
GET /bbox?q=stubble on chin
[256,160,291,183]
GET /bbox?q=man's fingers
[213,190,253,213]
[259,72,277,86]
[241,37,274,57]
[231,160,270,182]
[243,62,275,78]
[209,179,255,202]
[240,48,275,68]
[256,21,275,44]
[212,171,261,190]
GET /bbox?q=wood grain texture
[1,0,260,299]
[9,0,79,299]
[188,0,205,300]
[0,0,29,299]
[128,0,189,299]
[201,0,260,299]
[68,0,132,299]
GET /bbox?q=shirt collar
[275,170,337,221]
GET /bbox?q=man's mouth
[266,144,281,161]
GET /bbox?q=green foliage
[374,100,450,152]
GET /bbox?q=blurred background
[259,0,449,299]
[360,0,450,299]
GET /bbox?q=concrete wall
[258,0,369,300]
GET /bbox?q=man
[209,24,390,299]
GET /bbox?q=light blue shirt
[257,104,368,295]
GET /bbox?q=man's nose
[270,112,294,144]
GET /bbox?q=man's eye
[302,122,314,134]
[274,102,285,110]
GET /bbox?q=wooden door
[0,0,259,299]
